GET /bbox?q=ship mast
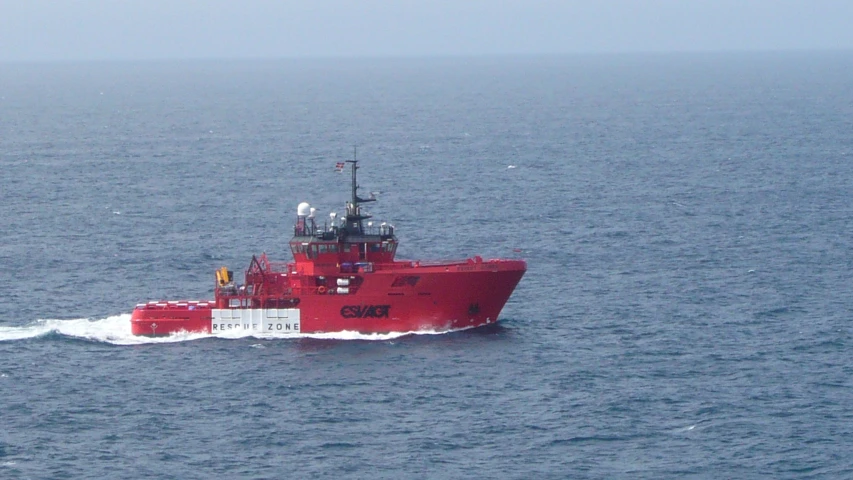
[345,146,374,235]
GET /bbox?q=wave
[0,315,470,346]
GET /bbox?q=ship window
[370,243,381,252]
[320,244,339,254]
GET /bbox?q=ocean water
[2,52,853,478]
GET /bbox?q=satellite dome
[297,202,311,217]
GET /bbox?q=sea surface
[1,52,853,479]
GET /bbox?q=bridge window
[316,244,339,254]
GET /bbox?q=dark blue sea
[2,52,853,479]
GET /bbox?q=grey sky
[1,0,852,61]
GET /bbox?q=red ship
[130,159,526,337]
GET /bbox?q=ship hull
[131,260,525,336]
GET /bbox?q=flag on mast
[335,162,345,172]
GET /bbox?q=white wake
[0,315,466,345]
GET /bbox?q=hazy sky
[1,0,852,61]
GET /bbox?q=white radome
[297,202,311,217]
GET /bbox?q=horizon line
[2,48,852,65]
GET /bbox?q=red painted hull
[131,259,525,336]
